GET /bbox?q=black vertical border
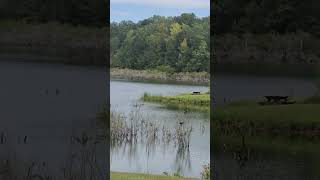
[210,0,215,179]
[106,0,111,178]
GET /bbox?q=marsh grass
[0,118,108,180]
[110,107,193,153]
[200,163,210,180]
[0,143,107,180]
[142,92,209,112]
[109,106,196,177]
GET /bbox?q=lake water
[0,62,108,179]
[110,74,317,179]
[212,74,320,180]
[111,74,319,179]
[2,61,319,179]
[212,74,317,104]
[110,80,210,178]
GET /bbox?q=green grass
[111,172,200,180]
[213,134,320,156]
[212,97,320,138]
[142,92,210,112]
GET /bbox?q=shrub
[155,65,175,74]
[201,163,210,180]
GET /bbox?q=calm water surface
[110,80,210,178]
[0,62,108,179]
[111,75,319,179]
[2,60,319,179]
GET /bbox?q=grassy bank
[212,96,320,138]
[0,20,107,65]
[111,172,200,180]
[142,92,210,112]
[213,134,320,156]
[111,68,209,85]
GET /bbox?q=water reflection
[213,133,320,180]
[0,62,108,180]
[0,125,108,180]
[110,106,195,175]
[174,144,192,174]
[110,80,209,177]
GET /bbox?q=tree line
[0,0,108,26]
[213,0,320,36]
[212,0,320,67]
[111,14,210,72]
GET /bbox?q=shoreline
[111,172,200,180]
[0,54,108,67]
[111,68,210,86]
[213,63,320,78]
[0,20,108,66]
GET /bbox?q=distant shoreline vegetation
[0,20,108,66]
[111,13,210,73]
[111,68,209,85]
[111,10,320,77]
[213,32,320,78]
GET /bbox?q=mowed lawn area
[212,96,320,138]
[111,172,200,180]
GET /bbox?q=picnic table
[259,96,295,105]
[264,96,289,103]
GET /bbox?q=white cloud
[111,0,209,9]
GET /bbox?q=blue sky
[111,0,210,22]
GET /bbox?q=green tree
[111,13,210,72]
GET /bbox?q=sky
[111,0,210,22]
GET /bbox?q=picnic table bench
[192,91,201,95]
[264,96,289,103]
[259,96,295,105]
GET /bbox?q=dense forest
[213,0,320,35]
[111,14,210,72]
[0,0,108,65]
[0,0,108,26]
[112,0,320,73]
[212,0,320,69]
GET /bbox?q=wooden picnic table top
[264,96,289,99]
[263,96,290,103]
[259,96,295,105]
